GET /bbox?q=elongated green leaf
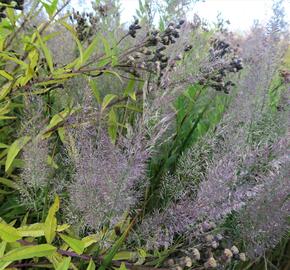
[40,0,58,17]
[47,155,59,169]
[5,136,30,172]
[59,234,85,255]
[36,31,54,72]
[0,222,21,242]
[17,223,45,237]
[81,233,101,248]
[87,259,96,270]
[0,177,19,189]
[61,22,83,68]
[17,223,69,238]
[108,108,118,144]
[124,77,136,100]
[113,251,137,261]
[0,100,11,115]
[0,70,13,81]
[43,108,71,138]
[0,261,11,270]
[83,35,98,64]
[101,94,117,111]
[99,34,111,57]
[44,195,60,243]
[88,79,101,104]
[0,52,28,69]
[0,143,8,149]
[0,82,13,101]
[119,262,128,270]
[0,244,56,262]
[56,256,71,270]
[0,242,6,256]
[98,219,134,270]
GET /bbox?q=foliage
[0,0,289,269]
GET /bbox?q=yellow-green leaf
[0,143,8,149]
[0,177,19,189]
[83,35,98,64]
[81,233,101,248]
[101,94,117,111]
[113,251,137,261]
[56,224,70,232]
[36,31,54,72]
[0,70,13,81]
[17,223,45,237]
[40,0,58,17]
[61,22,83,68]
[56,256,71,270]
[43,108,71,138]
[0,244,56,262]
[0,82,13,101]
[0,52,28,69]
[5,136,30,172]
[0,261,11,270]
[88,79,101,104]
[0,222,21,242]
[108,108,118,144]
[0,241,7,256]
[0,100,11,115]
[87,259,96,270]
[47,155,59,169]
[59,234,85,255]
[119,262,128,270]
[44,195,60,243]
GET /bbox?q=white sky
[72,0,290,32]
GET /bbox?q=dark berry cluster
[145,19,185,47]
[128,18,141,38]
[210,39,232,58]
[122,20,191,82]
[0,0,23,21]
[71,10,99,42]
[199,38,244,94]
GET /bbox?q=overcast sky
[72,0,290,32]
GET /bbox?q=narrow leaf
[36,31,54,72]
[44,195,60,243]
[0,70,13,81]
[56,256,71,270]
[59,234,85,255]
[0,244,56,262]
[87,259,96,270]
[0,222,21,242]
[101,94,117,111]
[5,136,30,172]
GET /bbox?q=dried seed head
[164,258,175,267]
[205,234,214,242]
[191,248,201,261]
[239,253,246,262]
[231,245,239,255]
[214,234,223,241]
[184,256,192,267]
[223,249,233,261]
[179,256,192,268]
[204,257,217,269]
[173,266,183,270]
[211,240,219,249]
[128,55,135,62]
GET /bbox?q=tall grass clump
[0,0,288,269]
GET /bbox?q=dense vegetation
[0,0,289,269]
